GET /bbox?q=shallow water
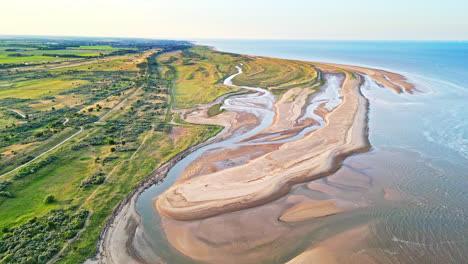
[135,41,468,263]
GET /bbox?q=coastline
[88,130,226,264]
[91,50,414,263]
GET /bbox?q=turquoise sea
[137,40,468,263]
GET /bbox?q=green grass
[0,54,70,64]
[0,45,133,66]
[233,57,318,88]
[67,46,117,50]
[0,78,88,99]
[159,47,241,109]
[207,103,225,117]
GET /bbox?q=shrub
[46,221,56,229]
[0,191,13,198]
[44,195,55,204]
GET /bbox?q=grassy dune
[233,57,319,89]
[160,47,320,106]
[158,47,242,109]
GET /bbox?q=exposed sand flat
[179,143,280,181]
[279,200,347,222]
[161,194,314,264]
[307,182,344,197]
[326,63,416,94]
[286,247,337,264]
[244,86,316,140]
[327,166,371,189]
[156,68,370,221]
[286,224,376,264]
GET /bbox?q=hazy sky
[1,0,467,40]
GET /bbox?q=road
[0,127,83,178]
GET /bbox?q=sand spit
[326,63,416,94]
[279,200,350,222]
[286,224,376,264]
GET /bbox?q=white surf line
[8,109,26,118]
[0,127,83,178]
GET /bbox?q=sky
[1,0,467,40]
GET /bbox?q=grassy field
[158,47,242,109]
[66,45,118,50]
[0,40,137,67]
[0,78,89,99]
[233,56,319,89]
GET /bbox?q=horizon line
[0,34,467,42]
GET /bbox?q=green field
[0,40,138,67]
[67,45,117,50]
[0,78,88,99]
[158,47,242,109]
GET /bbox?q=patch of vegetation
[207,103,225,117]
[159,47,241,109]
[233,57,318,89]
[0,209,88,264]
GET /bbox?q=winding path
[8,109,26,118]
[0,127,84,178]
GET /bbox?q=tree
[110,147,116,152]
[47,221,56,229]
[44,194,55,204]
[121,140,126,145]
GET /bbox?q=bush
[47,221,56,229]
[33,131,44,138]
[44,195,55,204]
[0,209,89,263]
[0,191,13,198]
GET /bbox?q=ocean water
[136,40,468,263]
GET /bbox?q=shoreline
[89,130,227,263]
[92,50,411,263]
